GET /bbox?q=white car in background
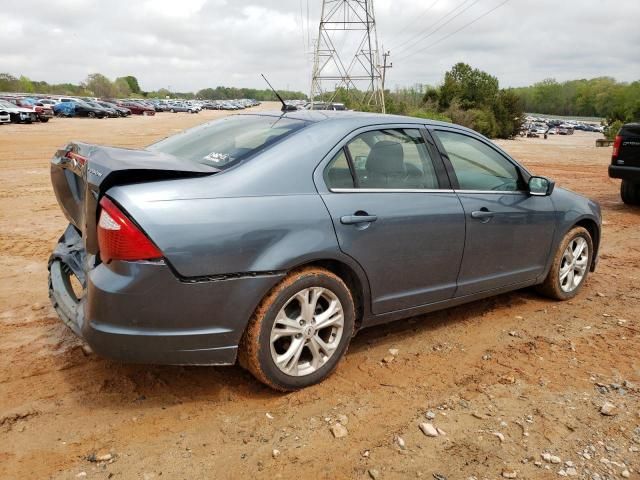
[0,99,36,123]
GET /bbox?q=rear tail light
[97,197,162,263]
[612,135,622,160]
[64,150,87,167]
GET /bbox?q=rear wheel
[621,180,640,205]
[537,226,593,300]
[239,267,355,391]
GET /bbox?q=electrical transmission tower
[310,0,385,113]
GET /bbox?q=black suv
[609,123,640,205]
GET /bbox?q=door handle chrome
[340,214,378,225]
[471,210,494,219]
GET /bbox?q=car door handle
[471,210,494,219]
[340,214,378,225]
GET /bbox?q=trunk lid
[51,141,217,255]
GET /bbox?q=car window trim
[331,188,455,194]
[428,126,530,194]
[420,127,454,189]
[342,145,360,188]
[453,189,528,195]
[322,124,452,193]
[323,147,358,189]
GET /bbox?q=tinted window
[346,128,439,189]
[148,115,308,169]
[434,131,524,191]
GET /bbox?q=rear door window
[346,128,439,189]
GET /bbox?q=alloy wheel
[559,236,589,292]
[269,287,344,377]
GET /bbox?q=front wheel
[537,226,593,300]
[87,111,96,118]
[239,267,355,391]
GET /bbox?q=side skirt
[360,279,538,329]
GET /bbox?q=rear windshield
[148,115,308,169]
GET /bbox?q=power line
[299,0,308,55]
[394,0,512,62]
[390,0,441,44]
[306,0,311,50]
[390,0,478,54]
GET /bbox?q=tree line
[0,72,307,101]
[2,68,637,139]
[381,62,524,139]
[511,77,639,123]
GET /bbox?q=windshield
[148,115,308,169]
[0,100,16,108]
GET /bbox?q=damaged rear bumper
[49,225,284,366]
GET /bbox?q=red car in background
[1,97,54,122]
[116,101,155,115]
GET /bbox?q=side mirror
[528,176,555,196]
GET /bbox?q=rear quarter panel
[111,189,341,278]
[106,125,354,279]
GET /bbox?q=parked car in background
[54,97,81,104]
[305,102,347,111]
[96,101,131,117]
[167,102,197,113]
[48,110,601,391]
[2,97,54,122]
[0,99,37,123]
[149,101,170,112]
[117,101,155,115]
[85,101,118,118]
[609,122,640,205]
[52,102,75,117]
[53,100,108,118]
[37,99,59,107]
[0,108,10,124]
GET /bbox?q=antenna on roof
[261,74,297,112]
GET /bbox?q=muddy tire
[537,226,593,300]
[621,180,640,205]
[239,267,355,391]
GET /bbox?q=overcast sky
[2,0,639,93]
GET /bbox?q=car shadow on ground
[56,287,553,409]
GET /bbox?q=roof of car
[237,109,471,132]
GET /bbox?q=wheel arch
[284,257,371,331]
[573,217,600,272]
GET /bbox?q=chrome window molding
[329,188,528,195]
[330,188,455,194]
[454,189,527,195]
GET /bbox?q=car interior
[326,128,439,190]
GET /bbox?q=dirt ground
[0,106,638,480]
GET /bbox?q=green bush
[605,120,624,141]
[469,109,498,137]
[409,109,451,123]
